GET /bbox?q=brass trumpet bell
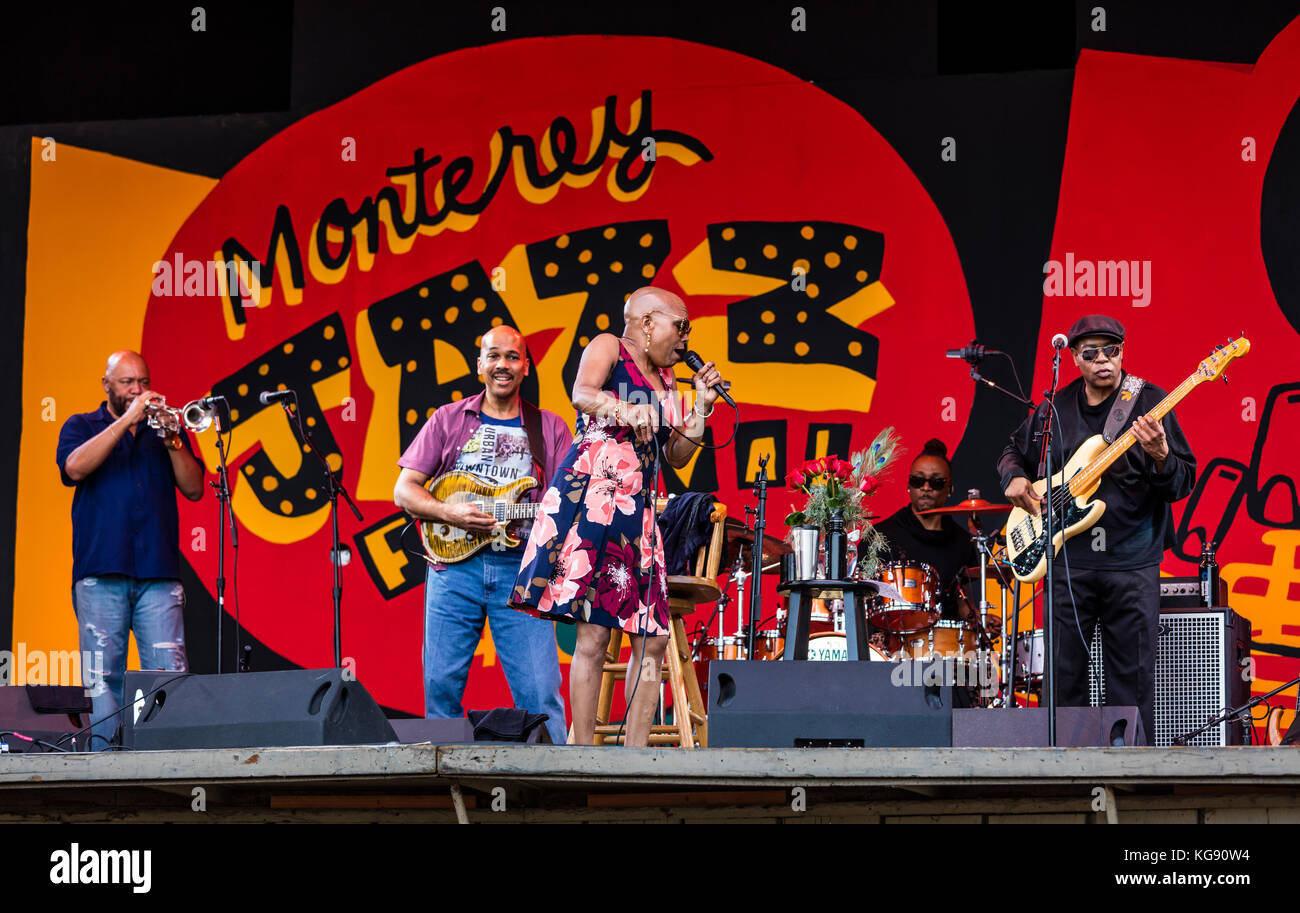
[145,398,215,436]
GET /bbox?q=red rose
[858,474,880,495]
[833,460,852,481]
[785,469,806,488]
[805,457,826,476]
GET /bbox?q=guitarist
[394,326,571,745]
[997,315,1196,742]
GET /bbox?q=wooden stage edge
[2,744,1300,823]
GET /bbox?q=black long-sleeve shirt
[996,372,1196,571]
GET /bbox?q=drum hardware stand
[732,553,750,645]
[964,491,1006,708]
[278,394,365,668]
[1174,674,1300,746]
[743,457,770,661]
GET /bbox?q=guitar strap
[1102,373,1147,444]
[519,399,547,484]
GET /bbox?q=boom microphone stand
[1175,674,1300,746]
[1038,339,1066,747]
[207,397,238,673]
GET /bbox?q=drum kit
[693,492,1049,705]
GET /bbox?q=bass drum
[806,632,888,662]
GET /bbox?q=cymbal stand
[690,560,731,662]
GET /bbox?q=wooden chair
[593,499,727,748]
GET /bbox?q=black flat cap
[1067,314,1125,347]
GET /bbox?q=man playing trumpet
[56,350,205,748]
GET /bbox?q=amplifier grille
[1083,611,1234,747]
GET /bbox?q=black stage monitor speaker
[953,706,1146,747]
[707,660,957,748]
[120,669,397,750]
[0,685,92,752]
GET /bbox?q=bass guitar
[417,471,540,564]
[1005,337,1250,584]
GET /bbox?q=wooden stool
[593,501,727,748]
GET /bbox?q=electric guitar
[417,471,540,564]
[1005,337,1250,584]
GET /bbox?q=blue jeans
[73,575,189,749]
[424,550,567,745]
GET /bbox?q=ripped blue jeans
[73,575,189,749]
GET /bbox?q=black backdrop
[2,0,1296,670]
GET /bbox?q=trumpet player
[56,350,205,748]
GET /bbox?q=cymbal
[722,518,791,568]
[918,498,1012,516]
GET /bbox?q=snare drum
[867,561,941,633]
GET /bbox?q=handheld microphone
[946,342,987,362]
[1051,334,1069,350]
[682,350,735,408]
[258,390,296,405]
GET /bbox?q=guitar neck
[1066,372,1199,496]
[498,501,541,521]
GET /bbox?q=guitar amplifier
[1159,576,1227,609]
[1085,606,1251,746]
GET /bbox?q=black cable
[1044,397,1095,683]
[991,350,1031,402]
[613,431,663,746]
[55,673,194,750]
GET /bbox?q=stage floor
[2,744,1300,823]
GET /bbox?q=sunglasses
[1077,343,1122,362]
[651,311,692,336]
[908,475,948,490]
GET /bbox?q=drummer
[861,438,1001,637]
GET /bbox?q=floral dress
[511,340,677,636]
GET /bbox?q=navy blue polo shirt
[56,402,196,583]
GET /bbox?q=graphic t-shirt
[453,414,533,547]
[454,414,532,481]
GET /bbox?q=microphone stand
[953,345,1034,407]
[1174,674,1300,746]
[1039,344,1065,746]
[949,343,1035,709]
[204,397,239,674]
[744,457,769,661]
[279,395,364,668]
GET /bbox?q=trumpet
[145,398,216,437]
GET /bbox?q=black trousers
[1050,564,1160,744]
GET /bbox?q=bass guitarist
[998,315,1196,742]
[394,326,571,745]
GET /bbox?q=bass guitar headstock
[1197,336,1250,384]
